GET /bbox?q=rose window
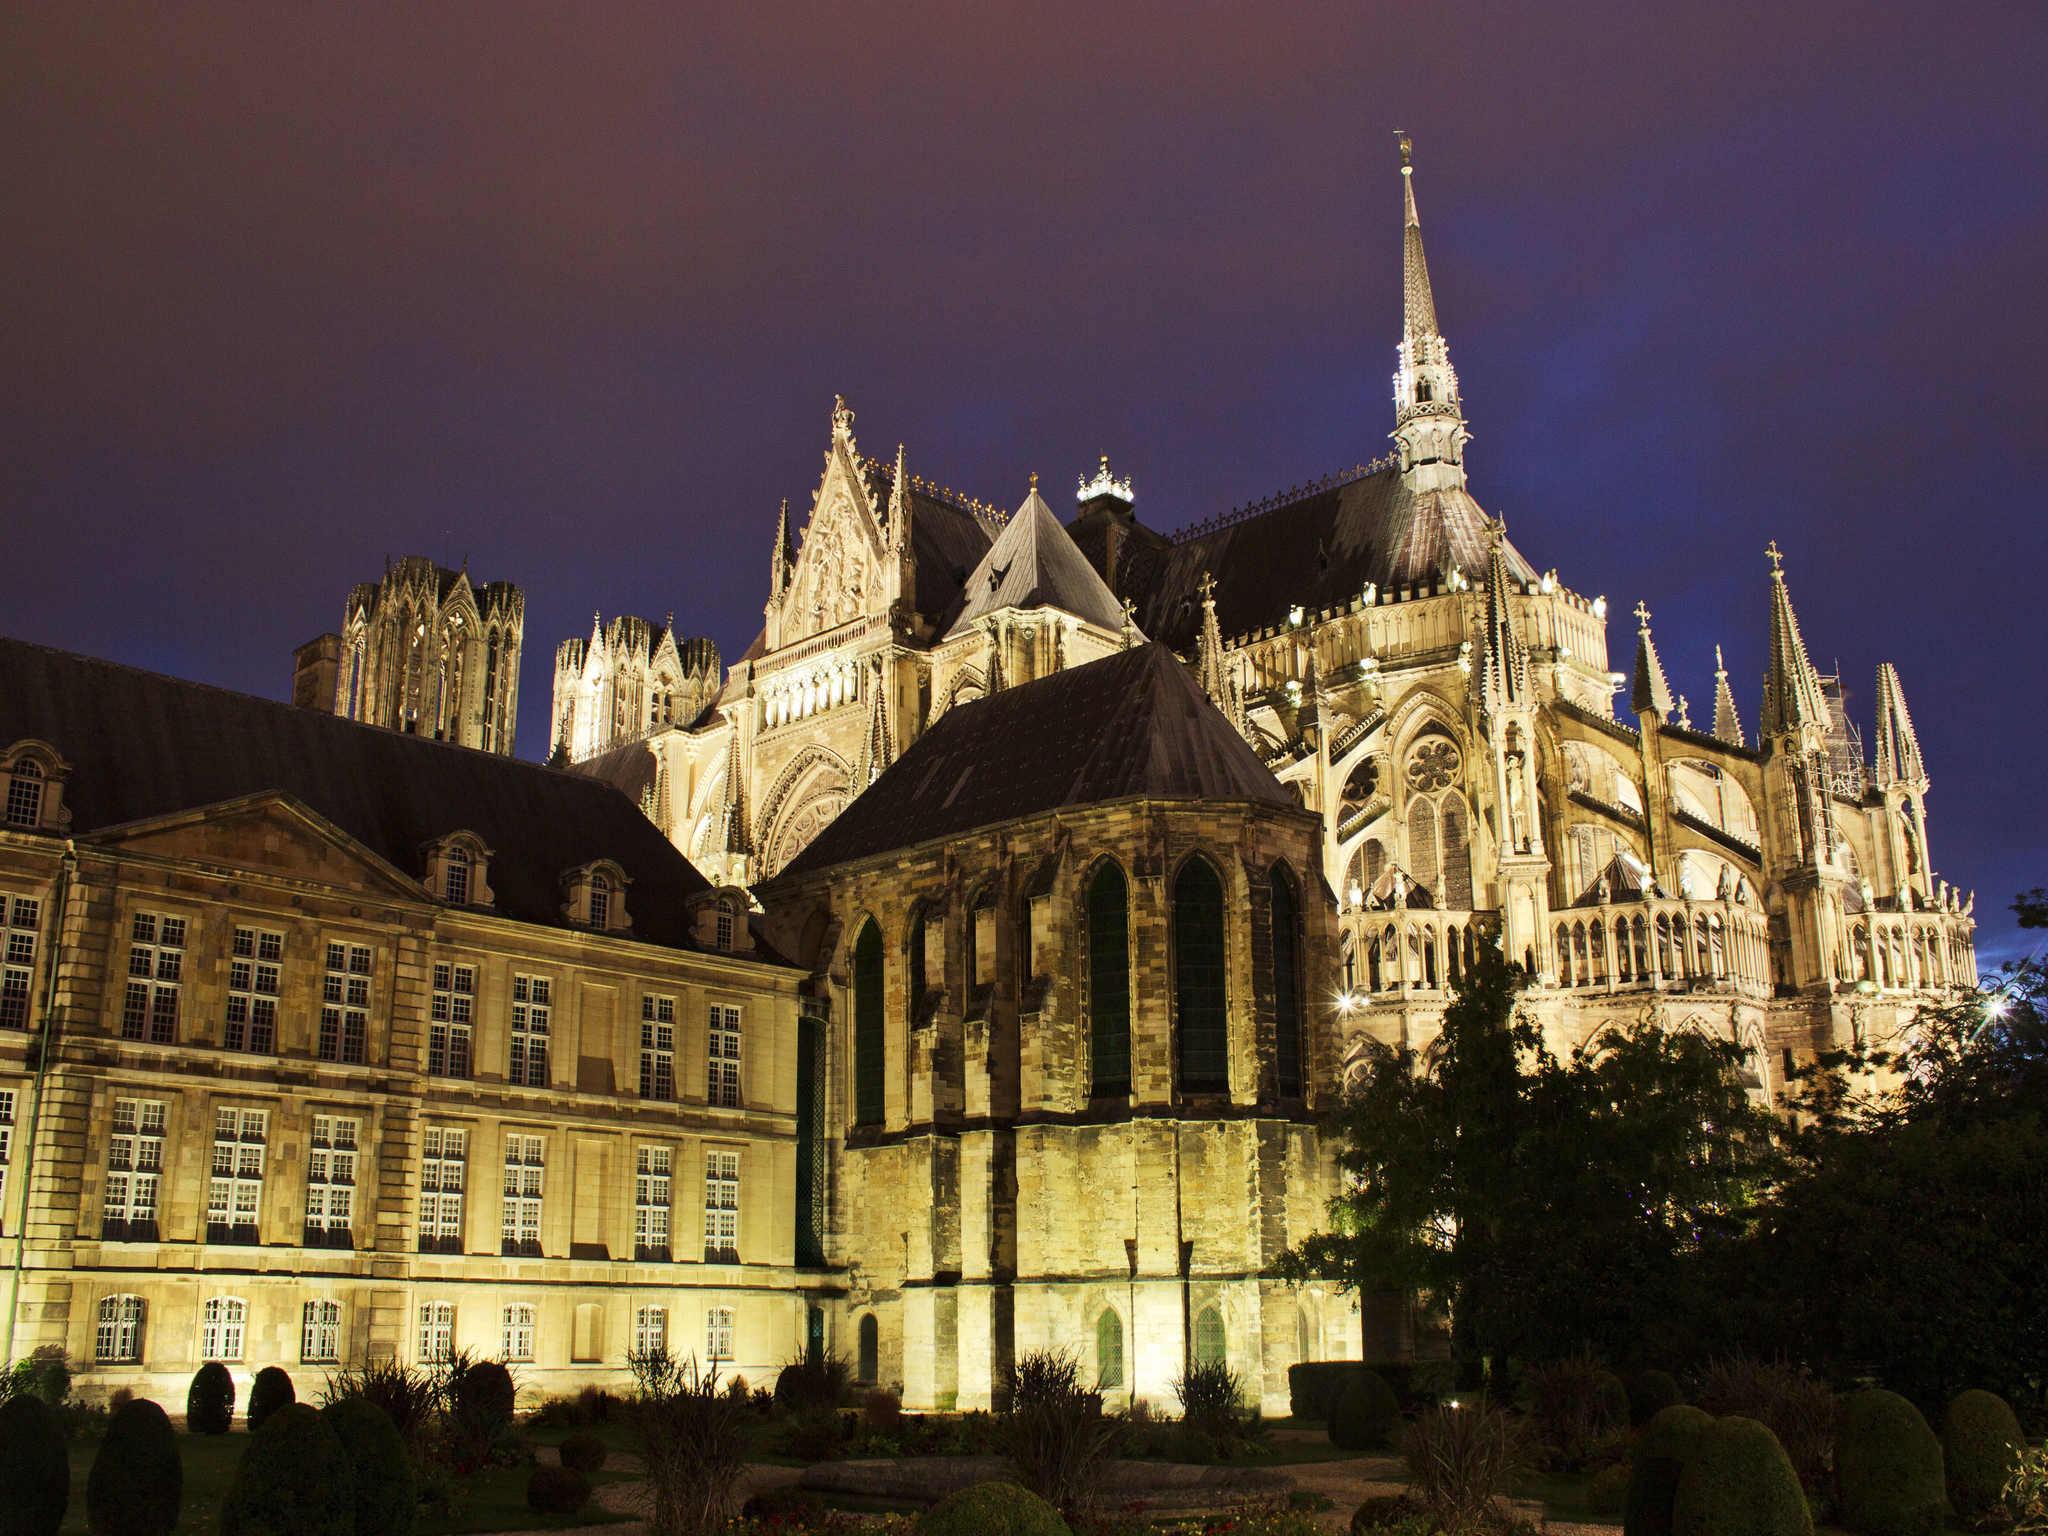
[1406,739,1461,792]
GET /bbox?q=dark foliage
[1671,1415,1812,1536]
[1399,1398,1526,1534]
[772,1352,851,1415]
[1327,1370,1400,1452]
[0,1393,71,1536]
[1624,1404,1713,1536]
[319,1359,444,1450]
[524,1465,591,1516]
[917,1481,1071,1536]
[1691,1358,1836,1493]
[629,1346,749,1536]
[1002,1350,1120,1517]
[1287,1361,1358,1422]
[1526,1355,1629,1469]
[323,1398,417,1536]
[245,1366,295,1434]
[1835,1388,1946,1536]
[443,1355,518,1471]
[1626,1369,1684,1427]
[559,1431,608,1474]
[186,1361,235,1434]
[1942,1389,2025,1524]
[221,1402,355,1536]
[87,1397,182,1536]
[2,1347,72,1406]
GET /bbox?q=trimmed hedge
[453,1360,515,1423]
[558,1432,608,1475]
[1626,1369,1684,1427]
[0,1393,70,1536]
[220,1402,355,1536]
[246,1366,295,1433]
[187,1361,236,1434]
[919,1482,1071,1536]
[1672,1415,1812,1536]
[1287,1361,1356,1421]
[524,1465,590,1516]
[87,1398,183,1536]
[1942,1389,2024,1524]
[1835,1388,1946,1536]
[1624,1404,1715,1536]
[1328,1370,1401,1451]
[323,1398,417,1536]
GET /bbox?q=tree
[1279,952,1780,1374]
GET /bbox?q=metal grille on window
[707,1004,741,1107]
[715,906,735,951]
[502,1303,535,1361]
[122,912,184,1043]
[1,896,40,1030]
[703,1148,738,1261]
[1193,1306,1227,1368]
[706,1306,734,1362]
[501,1133,543,1256]
[103,1098,165,1239]
[1087,863,1131,1096]
[510,975,551,1087]
[639,995,676,1100]
[96,1295,144,1363]
[795,1014,827,1267]
[305,1114,357,1247]
[0,1087,12,1234]
[633,1306,667,1356]
[302,1300,342,1363]
[4,761,43,827]
[418,1127,466,1252]
[1096,1309,1124,1390]
[634,1145,672,1261]
[207,1106,267,1243]
[224,927,282,1052]
[429,962,475,1076]
[200,1296,247,1362]
[417,1300,455,1362]
[589,875,611,929]
[1172,858,1228,1092]
[318,941,372,1063]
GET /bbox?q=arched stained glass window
[853,921,884,1127]
[1096,1309,1124,1390]
[1173,857,1227,1092]
[1270,865,1303,1097]
[857,1313,879,1383]
[1193,1306,1226,1368]
[1088,863,1131,1097]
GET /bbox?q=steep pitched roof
[1111,462,1538,650]
[852,455,1002,626]
[945,484,1127,636]
[774,643,1296,876]
[0,636,718,946]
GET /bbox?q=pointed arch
[1406,796,1440,896]
[1438,793,1472,909]
[852,918,885,1127]
[1095,1308,1125,1391]
[1086,859,1132,1098]
[1269,863,1305,1096]
[1173,853,1228,1093]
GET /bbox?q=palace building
[0,142,1975,1412]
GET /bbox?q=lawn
[58,1429,631,1536]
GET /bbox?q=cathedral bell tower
[1391,135,1470,493]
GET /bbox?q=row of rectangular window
[1,896,41,1031]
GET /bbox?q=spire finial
[1766,539,1784,576]
[1630,600,1675,722]
[1634,599,1653,632]
[1715,643,1727,677]
[1028,470,1038,492]
[1397,130,1413,171]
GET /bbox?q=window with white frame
[502,1303,535,1362]
[419,1126,467,1252]
[0,1087,13,1233]
[639,995,675,1100]
[707,1004,741,1108]
[417,1300,455,1362]
[501,1133,543,1256]
[714,904,735,952]
[103,1097,166,1239]
[200,1296,247,1362]
[429,962,476,1077]
[302,1299,342,1363]
[703,1148,739,1262]
[633,1305,667,1357]
[706,1306,734,1362]
[1,896,40,1030]
[319,941,372,1063]
[588,874,613,930]
[509,975,551,1087]
[121,912,185,1043]
[224,926,283,1053]
[634,1145,672,1261]
[305,1114,357,1246]
[3,759,43,828]
[207,1106,267,1243]
[96,1294,144,1363]
[444,847,472,906]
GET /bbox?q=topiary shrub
[1671,1415,1813,1536]
[773,1351,851,1414]
[322,1398,417,1536]
[1942,1389,2024,1525]
[1625,1404,1715,1536]
[1289,1361,1362,1422]
[1328,1370,1400,1451]
[0,1393,70,1536]
[186,1361,236,1434]
[86,1397,182,1536]
[1693,1358,1835,1493]
[221,1402,355,1536]
[525,1465,590,1517]
[450,1358,515,1423]
[1626,1370,1684,1427]
[558,1431,607,1475]
[444,1356,517,1469]
[246,1366,295,1434]
[1835,1388,1946,1536]
[918,1480,1072,1536]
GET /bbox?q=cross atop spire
[1398,132,1439,344]
[1634,600,1654,631]
[1765,539,1784,574]
[1390,134,1466,489]
[1630,599,1675,722]
[1759,542,1830,736]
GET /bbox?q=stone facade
[550,615,721,765]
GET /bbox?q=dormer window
[1,741,71,833]
[562,861,632,933]
[421,833,493,908]
[590,875,612,930]
[714,904,735,952]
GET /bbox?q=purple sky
[3,4,2043,966]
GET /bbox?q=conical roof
[1760,544,1830,736]
[945,483,1126,635]
[1630,602,1675,721]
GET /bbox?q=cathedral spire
[1872,661,1926,789]
[1630,601,1676,723]
[857,665,894,788]
[1759,541,1830,737]
[887,444,911,552]
[769,499,792,598]
[1390,134,1468,491]
[1711,644,1746,747]
[1195,571,1231,712]
[1479,518,1530,714]
[720,728,751,858]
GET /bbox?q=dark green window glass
[907,908,928,1020]
[1173,856,1228,1091]
[1271,865,1303,1096]
[853,920,884,1126]
[795,1013,826,1265]
[1087,862,1131,1096]
[857,1313,879,1383]
[1096,1309,1124,1389]
[1194,1305,1226,1368]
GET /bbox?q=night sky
[3,4,2042,966]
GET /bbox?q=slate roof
[851,456,1003,627]
[944,487,1127,636]
[0,636,719,948]
[1113,462,1537,650]
[774,643,1296,877]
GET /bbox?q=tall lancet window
[1173,856,1228,1093]
[1087,862,1131,1097]
[1269,864,1304,1097]
[852,920,883,1128]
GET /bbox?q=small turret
[1872,662,1927,790]
[1630,601,1676,723]
[1759,541,1830,737]
[1711,644,1746,747]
